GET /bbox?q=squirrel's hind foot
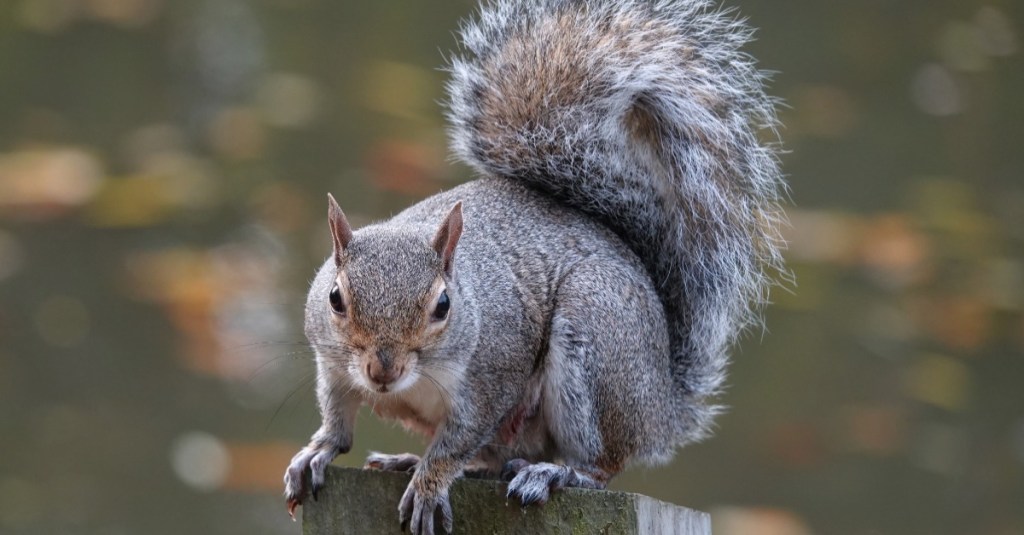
[502,460,608,506]
[363,451,421,472]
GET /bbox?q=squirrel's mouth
[355,359,418,395]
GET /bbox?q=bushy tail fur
[446,0,786,441]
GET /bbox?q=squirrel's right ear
[327,193,353,266]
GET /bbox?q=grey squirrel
[284,0,786,533]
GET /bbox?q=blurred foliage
[0,0,1022,534]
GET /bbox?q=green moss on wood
[303,466,709,534]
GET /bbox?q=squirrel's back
[447,0,786,442]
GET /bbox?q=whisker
[267,371,319,431]
[418,371,455,408]
[243,350,317,384]
[221,339,315,353]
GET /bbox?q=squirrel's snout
[366,360,404,390]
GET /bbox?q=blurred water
[0,1,1021,534]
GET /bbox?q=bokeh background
[1,0,1022,534]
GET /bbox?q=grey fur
[284,1,785,533]
[447,0,786,438]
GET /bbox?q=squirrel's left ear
[327,193,353,266]
[432,201,463,276]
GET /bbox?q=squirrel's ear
[327,193,353,265]
[432,201,463,276]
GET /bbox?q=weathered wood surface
[303,466,710,534]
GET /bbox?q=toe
[441,495,454,534]
[500,458,529,482]
[398,484,414,527]
[421,504,434,535]
[410,497,423,535]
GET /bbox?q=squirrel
[284,0,786,533]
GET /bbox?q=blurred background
[0,0,1021,534]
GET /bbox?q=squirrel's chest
[370,374,453,438]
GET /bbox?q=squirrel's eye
[431,290,450,321]
[329,284,345,315]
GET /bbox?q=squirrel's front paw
[399,480,453,535]
[283,444,340,519]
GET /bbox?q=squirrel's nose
[366,360,402,386]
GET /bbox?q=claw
[287,498,300,521]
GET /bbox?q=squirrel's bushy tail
[447,0,786,442]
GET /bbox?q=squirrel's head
[318,193,463,395]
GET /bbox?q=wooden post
[303,466,710,534]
